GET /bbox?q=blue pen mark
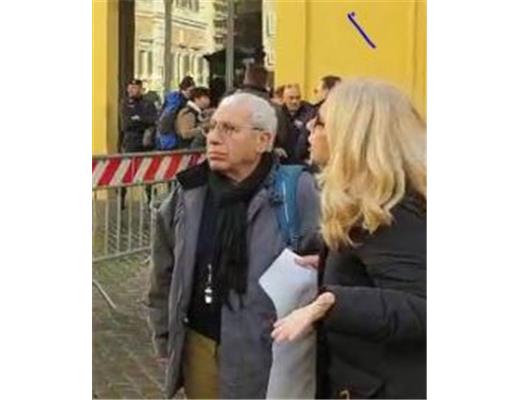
[347,12,376,49]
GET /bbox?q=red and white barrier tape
[92,152,205,188]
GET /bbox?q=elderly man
[281,84,315,164]
[146,92,320,399]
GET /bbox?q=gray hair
[219,92,278,136]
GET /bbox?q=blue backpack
[273,165,305,251]
[155,91,186,150]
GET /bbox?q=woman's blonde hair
[319,78,426,250]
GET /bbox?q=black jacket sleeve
[124,99,158,132]
[323,285,425,343]
[322,201,426,343]
[119,100,129,151]
[273,105,292,154]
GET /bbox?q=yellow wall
[93,0,426,154]
[93,0,119,155]
[275,0,426,118]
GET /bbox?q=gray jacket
[145,160,320,398]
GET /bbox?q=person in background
[272,79,427,399]
[174,86,211,149]
[143,89,162,112]
[156,76,195,151]
[209,76,226,108]
[146,92,320,399]
[282,84,315,164]
[119,78,157,153]
[163,76,195,111]
[119,79,158,207]
[234,63,292,162]
[272,85,285,106]
[314,75,342,107]
[296,75,343,165]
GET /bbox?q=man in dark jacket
[232,63,293,163]
[143,89,162,111]
[313,75,342,107]
[119,79,158,153]
[281,84,315,164]
[119,79,158,208]
[295,75,342,164]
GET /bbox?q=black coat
[319,194,426,399]
[120,96,157,152]
[282,102,315,164]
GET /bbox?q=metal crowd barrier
[92,149,205,262]
[92,149,205,309]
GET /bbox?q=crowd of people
[134,65,426,399]
[119,65,343,167]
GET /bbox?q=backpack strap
[273,165,305,251]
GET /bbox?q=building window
[170,53,176,85]
[138,50,147,77]
[171,52,181,87]
[267,13,275,36]
[183,54,190,78]
[197,57,204,84]
[147,51,153,77]
[176,0,199,12]
[176,53,181,85]
[190,53,197,80]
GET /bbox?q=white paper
[259,248,318,399]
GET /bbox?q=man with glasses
[146,92,320,399]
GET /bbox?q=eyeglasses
[204,120,263,138]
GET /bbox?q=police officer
[119,79,157,153]
[119,79,158,208]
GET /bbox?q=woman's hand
[295,254,320,270]
[271,304,316,343]
[271,292,336,343]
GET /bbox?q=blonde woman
[272,79,426,399]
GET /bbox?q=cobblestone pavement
[93,253,167,399]
[93,186,183,399]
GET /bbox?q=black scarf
[208,152,274,309]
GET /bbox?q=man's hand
[273,147,288,159]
